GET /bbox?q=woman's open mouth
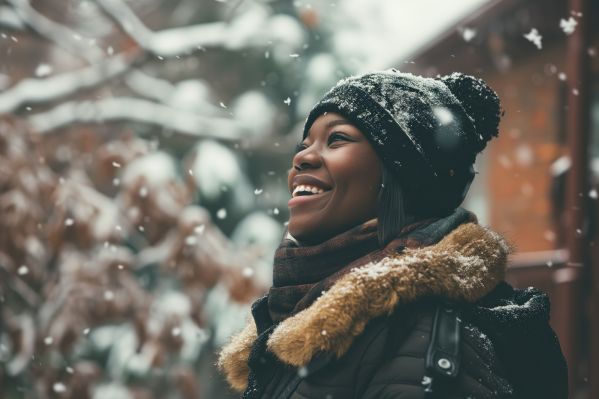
[288,186,332,208]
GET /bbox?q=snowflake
[560,17,577,35]
[524,28,542,49]
[35,64,52,77]
[53,382,66,393]
[297,366,308,377]
[461,28,476,42]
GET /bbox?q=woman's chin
[287,224,311,242]
[288,221,328,245]
[288,223,330,246]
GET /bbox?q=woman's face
[287,112,382,245]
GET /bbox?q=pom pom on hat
[436,72,502,153]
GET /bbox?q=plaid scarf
[267,207,478,323]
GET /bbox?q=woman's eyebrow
[306,119,352,139]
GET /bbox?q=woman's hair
[377,160,461,247]
[376,161,417,247]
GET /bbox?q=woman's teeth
[292,185,325,197]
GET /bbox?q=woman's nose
[293,146,321,171]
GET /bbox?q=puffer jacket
[218,223,568,399]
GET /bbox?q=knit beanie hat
[302,68,502,217]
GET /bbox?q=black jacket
[218,223,568,399]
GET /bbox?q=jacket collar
[218,222,512,392]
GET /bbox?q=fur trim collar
[218,222,513,392]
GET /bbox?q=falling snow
[242,267,254,278]
[298,366,308,377]
[460,27,477,42]
[523,28,542,49]
[35,64,53,77]
[544,230,556,242]
[104,290,115,301]
[433,106,454,126]
[216,208,227,219]
[53,382,67,393]
[559,17,577,35]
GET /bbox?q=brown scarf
[268,207,478,323]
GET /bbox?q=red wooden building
[400,0,598,396]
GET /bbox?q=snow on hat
[302,68,502,216]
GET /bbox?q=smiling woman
[287,113,382,246]
[218,69,568,399]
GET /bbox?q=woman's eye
[294,133,348,154]
[328,133,347,145]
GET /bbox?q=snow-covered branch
[124,70,176,102]
[28,97,244,140]
[8,0,105,63]
[0,52,136,113]
[5,1,198,114]
[0,5,26,30]
[94,0,269,56]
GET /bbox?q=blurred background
[0,0,597,398]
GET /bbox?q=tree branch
[8,0,105,63]
[124,70,175,102]
[93,0,269,56]
[0,5,26,30]
[28,97,245,140]
[0,52,137,113]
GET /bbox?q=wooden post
[564,0,592,396]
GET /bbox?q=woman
[218,69,568,398]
